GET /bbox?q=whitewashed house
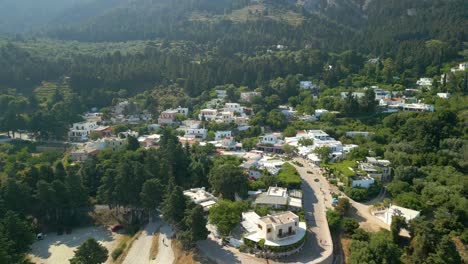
[185,128,208,140]
[242,211,306,246]
[240,92,261,102]
[68,121,99,142]
[224,103,244,114]
[215,131,232,140]
[183,188,217,212]
[373,205,420,225]
[351,176,375,189]
[198,109,218,121]
[416,78,433,87]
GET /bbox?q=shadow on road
[197,240,243,264]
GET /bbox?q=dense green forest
[0,0,467,263]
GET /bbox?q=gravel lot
[30,226,120,264]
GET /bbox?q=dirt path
[123,221,160,264]
[151,223,175,264]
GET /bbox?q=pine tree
[69,238,108,264]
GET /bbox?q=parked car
[56,228,64,235]
[65,228,72,234]
[36,233,44,240]
[111,224,124,232]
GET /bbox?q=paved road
[197,159,334,264]
[281,159,333,264]
[123,221,160,264]
[151,223,174,264]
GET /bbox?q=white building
[398,103,434,112]
[173,106,189,116]
[185,128,208,140]
[215,90,227,99]
[183,188,218,211]
[346,131,372,138]
[451,62,468,72]
[373,205,420,225]
[416,78,433,87]
[341,92,365,99]
[260,133,283,145]
[299,81,319,90]
[314,109,329,118]
[242,211,306,247]
[68,121,99,142]
[307,130,330,141]
[219,111,235,123]
[224,103,244,114]
[215,131,232,140]
[240,92,261,102]
[280,107,297,118]
[199,109,218,121]
[373,88,392,101]
[158,110,178,125]
[379,98,405,106]
[351,176,375,189]
[437,93,450,99]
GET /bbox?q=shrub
[111,243,126,260]
[346,187,368,202]
[341,217,359,235]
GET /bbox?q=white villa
[215,131,232,140]
[351,176,375,189]
[68,121,99,142]
[300,81,319,90]
[253,186,302,210]
[183,187,218,211]
[416,77,433,87]
[242,211,306,247]
[224,103,244,114]
[450,62,468,72]
[199,109,218,121]
[260,133,283,145]
[373,205,420,225]
[184,128,208,140]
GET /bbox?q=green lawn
[278,163,301,189]
[324,160,357,178]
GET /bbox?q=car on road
[111,224,124,232]
[314,178,319,182]
[36,233,44,240]
[307,170,313,174]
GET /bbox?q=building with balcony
[68,121,99,142]
[242,211,306,247]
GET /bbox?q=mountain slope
[0,0,85,33]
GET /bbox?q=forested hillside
[0,0,467,263]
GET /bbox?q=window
[295,221,297,226]
[258,224,262,230]
[278,229,282,236]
